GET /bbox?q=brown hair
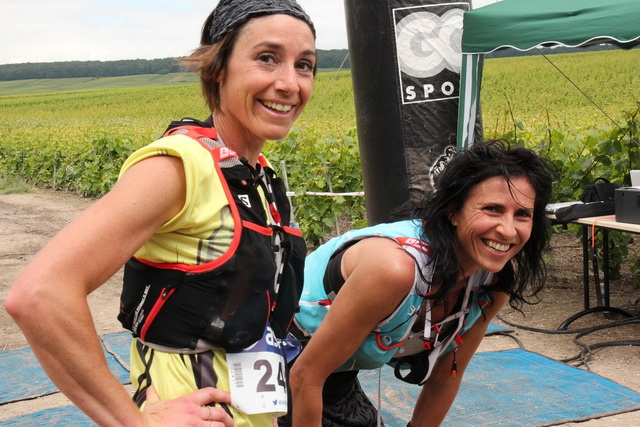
[179,29,238,112]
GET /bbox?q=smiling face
[214,14,316,151]
[450,175,536,277]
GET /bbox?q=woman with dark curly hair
[285,140,554,426]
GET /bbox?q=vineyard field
[0,72,200,96]
[1,49,638,150]
[1,49,639,243]
[481,49,640,136]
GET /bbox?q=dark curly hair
[416,139,554,310]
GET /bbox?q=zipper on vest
[140,285,177,341]
[161,284,175,299]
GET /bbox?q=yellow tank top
[120,134,237,265]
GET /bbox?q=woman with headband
[6,0,316,425]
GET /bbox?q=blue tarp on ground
[0,333,130,406]
[485,322,510,333]
[1,406,92,426]
[359,349,640,426]
[3,330,640,426]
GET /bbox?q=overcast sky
[0,0,498,65]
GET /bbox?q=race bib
[227,325,299,415]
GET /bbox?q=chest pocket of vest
[199,223,277,349]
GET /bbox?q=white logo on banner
[395,8,463,78]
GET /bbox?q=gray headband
[205,0,316,45]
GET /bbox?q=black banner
[345,0,476,225]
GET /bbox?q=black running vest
[118,118,306,351]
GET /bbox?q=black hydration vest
[118,118,306,351]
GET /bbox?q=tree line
[0,49,351,81]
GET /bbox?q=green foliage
[265,126,364,246]
[0,130,136,196]
[0,58,183,81]
[316,49,351,69]
[0,174,31,194]
[496,102,640,283]
[482,49,640,135]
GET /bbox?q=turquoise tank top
[295,220,493,373]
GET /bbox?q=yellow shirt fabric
[120,134,235,265]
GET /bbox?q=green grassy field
[0,73,199,96]
[1,48,637,139]
[480,49,640,136]
[1,48,638,195]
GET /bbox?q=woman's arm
[5,155,232,426]
[410,291,509,426]
[289,237,416,427]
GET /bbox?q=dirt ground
[1,188,640,425]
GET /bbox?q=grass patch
[0,69,340,96]
[0,73,200,96]
[0,175,32,194]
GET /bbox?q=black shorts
[278,368,382,427]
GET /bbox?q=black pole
[344,0,476,225]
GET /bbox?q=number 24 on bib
[226,325,293,415]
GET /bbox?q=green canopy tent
[456,0,640,149]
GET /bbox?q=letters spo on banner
[393,2,468,105]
